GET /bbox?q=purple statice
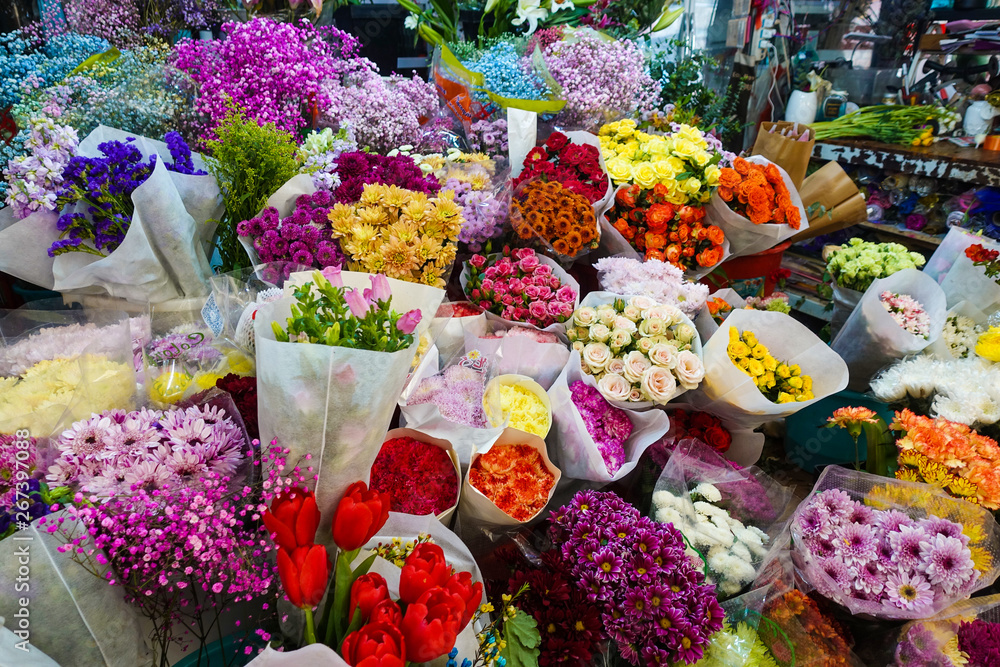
[542,31,660,128]
[3,116,79,219]
[468,118,509,163]
[569,380,632,475]
[333,151,439,204]
[408,365,489,428]
[549,490,723,666]
[241,190,344,270]
[47,404,246,494]
[172,18,373,143]
[444,174,505,252]
[793,488,981,617]
[958,619,1000,666]
[64,0,144,47]
[163,131,206,176]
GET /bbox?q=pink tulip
[321,265,343,287]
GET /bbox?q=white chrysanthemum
[693,500,729,520]
[692,482,722,502]
[655,506,684,527]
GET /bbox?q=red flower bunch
[514,132,609,204]
[606,184,726,270]
[468,444,556,521]
[341,543,483,665]
[215,373,258,442]
[369,437,458,516]
[669,409,732,454]
[264,487,329,611]
[966,243,1000,285]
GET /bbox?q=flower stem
[303,607,317,645]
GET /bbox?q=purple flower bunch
[163,130,206,176]
[445,175,505,251]
[408,365,489,428]
[795,489,980,616]
[241,191,344,269]
[46,404,246,495]
[959,618,1000,666]
[333,151,439,205]
[63,0,143,48]
[468,118,509,161]
[4,117,80,219]
[569,380,632,475]
[549,490,724,666]
[542,31,660,128]
[0,434,38,507]
[171,18,373,142]
[714,473,782,524]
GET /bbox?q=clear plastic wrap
[830,283,863,339]
[832,268,947,392]
[890,593,1000,666]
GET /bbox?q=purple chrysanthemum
[834,522,878,567]
[875,509,914,534]
[593,549,623,582]
[889,524,930,571]
[797,503,833,540]
[919,533,977,595]
[886,571,934,611]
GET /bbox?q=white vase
[785,90,818,125]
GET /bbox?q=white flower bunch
[652,482,770,596]
[296,127,357,191]
[594,256,709,318]
[872,355,1000,426]
[940,314,983,359]
[567,296,704,404]
[826,238,926,292]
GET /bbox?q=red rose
[262,487,320,552]
[332,481,390,552]
[399,543,452,604]
[400,587,465,663]
[276,544,329,609]
[349,572,391,624]
[545,132,569,151]
[689,411,717,431]
[703,425,732,453]
[341,622,406,667]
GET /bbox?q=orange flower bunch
[511,180,598,258]
[718,157,801,229]
[606,183,726,271]
[893,408,1000,509]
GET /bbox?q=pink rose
[534,265,552,277]
[529,301,548,320]
[508,278,524,294]
[518,255,540,272]
[537,286,552,300]
[480,278,494,291]
[556,285,576,303]
[502,294,515,306]
[513,248,533,261]
[469,255,486,268]
[471,289,481,299]
[479,301,491,310]
[524,285,541,299]
[513,307,529,321]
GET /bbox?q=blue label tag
[201,293,224,337]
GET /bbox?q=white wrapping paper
[925,227,1000,312]
[693,288,747,342]
[925,300,990,359]
[238,174,317,267]
[0,126,221,304]
[830,283,863,339]
[832,268,947,392]
[705,156,809,259]
[484,373,552,438]
[548,357,669,482]
[461,319,569,391]
[687,309,849,465]
[507,108,537,180]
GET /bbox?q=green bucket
[784,390,895,473]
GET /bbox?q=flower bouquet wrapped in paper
[925,227,1000,312]
[0,125,221,303]
[371,429,461,525]
[791,465,1000,620]
[832,268,947,392]
[688,309,848,464]
[256,269,442,540]
[466,318,568,390]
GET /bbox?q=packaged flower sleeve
[750,121,815,189]
[706,156,809,260]
[458,428,560,530]
[650,439,792,599]
[548,356,669,482]
[687,309,849,465]
[377,428,462,525]
[790,465,1000,620]
[469,318,569,390]
[890,594,1000,666]
[254,297,419,544]
[432,303,486,367]
[926,226,1000,312]
[830,282,863,339]
[924,300,989,360]
[0,126,222,304]
[832,268,947,392]
[202,263,298,356]
[694,288,747,342]
[0,510,148,667]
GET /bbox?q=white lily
[484,0,500,12]
[550,0,574,11]
[510,0,548,34]
[404,14,419,30]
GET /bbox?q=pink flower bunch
[0,434,37,506]
[480,326,559,344]
[880,291,931,339]
[171,18,373,142]
[408,365,489,428]
[569,380,632,475]
[464,247,577,328]
[240,190,344,269]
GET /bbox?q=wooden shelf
[814,138,1000,186]
[858,221,945,246]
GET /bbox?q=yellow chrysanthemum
[918,458,952,484]
[359,184,385,206]
[947,475,980,498]
[896,468,922,482]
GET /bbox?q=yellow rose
[606,158,632,184]
[683,177,702,194]
[645,136,668,158]
[601,121,620,136]
[692,150,711,167]
[672,138,698,159]
[667,156,686,173]
[632,162,658,189]
[704,164,721,186]
[653,160,678,180]
[748,358,765,377]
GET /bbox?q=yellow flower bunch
[727,328,814,404]
[328,183,462,288]
[148,349,253,405]
[0,355,135,435]
[489,384,550,437]
[598,119,722,206]
[975,326,1000,362]
[896,449,981,503]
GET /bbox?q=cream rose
[583,342,612,373]
[622,350,652,384]
[598,372,631,402]
[638,318,667,337]
[629,296,657,312]
[607,358,626,376]
[641,366,677,405]
[597,307,617,327]
[675,350,705,390]
[646,304,683,326]
[572,341,585,353]
[608,329,632,350]
[573,306,598,327]
[621,304,642,322]
[636,337,655,354]
[628,388,643,402]
[589,323,611,343]
[613,316,637,334]
[674,324,696,346]
[649,342,679,369]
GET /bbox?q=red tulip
[332,481,390,551]
[262,487,320,552]
[369,599,402,627]
[341,622,406,667]
[349,572,390,624]
[445,571,483,628]
[399,542,452,604]
[400,587,465,663]
[276,544,329,609]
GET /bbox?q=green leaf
[500,609,540,667]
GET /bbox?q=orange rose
[617,185,639,208]
[718,186,734,202]
[747,169,767,187]
[764,163,782,185]
[776,194,792,210]
[748,206,771,225]
[645,232,666,250]
[746,186,771,212]
[645,249,666,262]
[677,205,700,224]
[732,157,751,175]
[677,224,691,243]
[646,203,674,232]
[706,225,725,245]
[665,244,682,264]
[652,183,670,198]
[697,245,724,267]
[635,233,646,250]
[718,168,742,188]
[772,206,786,224]
[682,246,695,257]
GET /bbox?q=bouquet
[881,291,931,338]
[407,365,491,429]
[369,430,460,520]
[485,375,552,438]
[240,190,344,270]
[594,256,709,318]
[598,120,723,205]
[296,127,358,192]
[511,180,599,259]
[570,380,632,474]
[467,442,557,522]
[513,131,609,204]
[604,184,727,270]
[791,466,1000,619]
[761,588,858,666]
[939,312,985,359]
[894,408,1000,509]
[826,238,926,293]
[462,247,578,329]
[548,490,725,665]
[726,328,814,404]
[328,183,461,288]
[891,595,1000,666]
[925,228,1000,313]
[442,161,507,252]
[473,322,570,391]
[566,293,704,406]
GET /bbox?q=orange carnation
[746,186,771,211]
[786,206,802,230]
